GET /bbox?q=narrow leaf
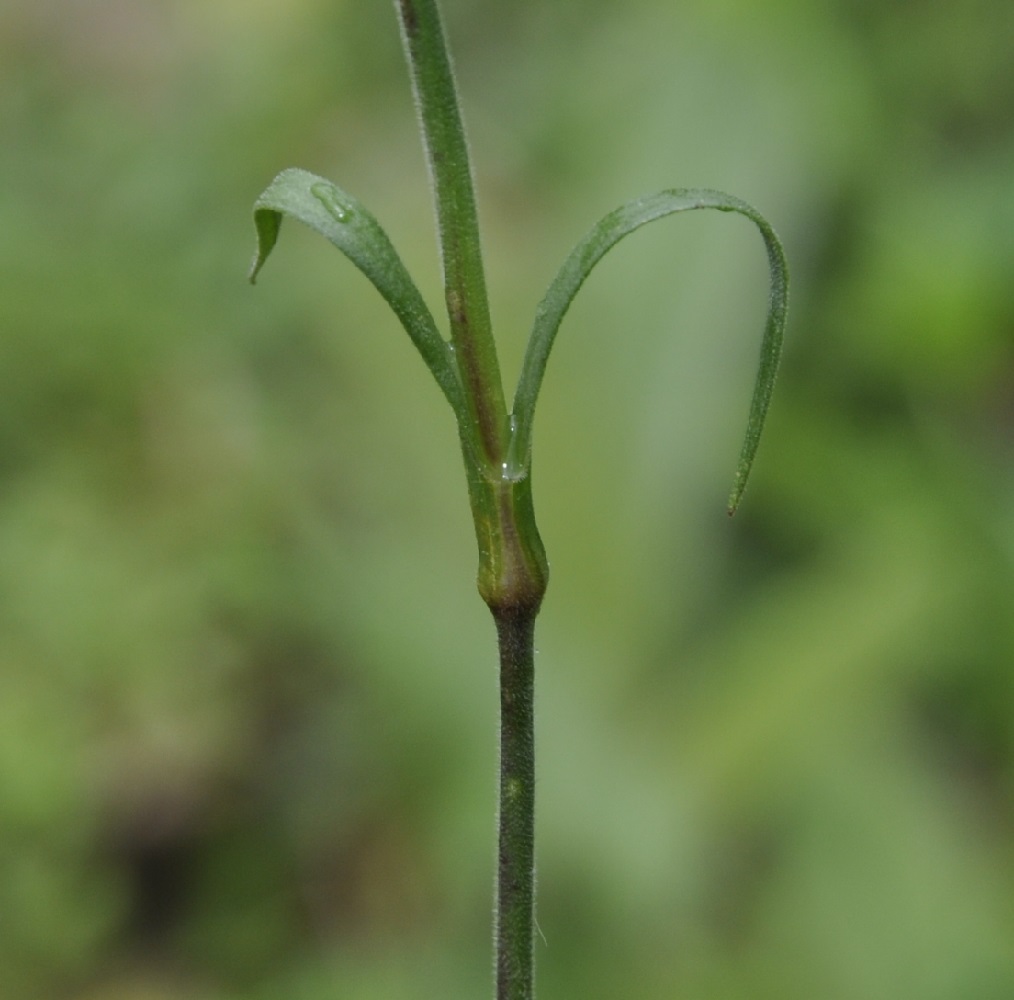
[510,189,788,513]
[396,0,508,466]
[250,167,463,412]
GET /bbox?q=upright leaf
[396,0,509,468]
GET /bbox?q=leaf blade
[250,167,463,412]
[510,189,788,512]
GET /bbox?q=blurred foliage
[2,0,1014,997]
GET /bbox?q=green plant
[249,1,787,996]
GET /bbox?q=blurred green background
[3,0,1014,997]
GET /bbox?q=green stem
[494,607,537,1000]
[395,0,508,469]
[395,4,548,998]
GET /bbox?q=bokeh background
[3,0,1014,997]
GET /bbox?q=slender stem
[395,0,508,468]
[494,607,537,1000]
[395,6,545,997]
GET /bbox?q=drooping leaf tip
[248,204,282,285]
[727,485,744,517]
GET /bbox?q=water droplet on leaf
[311,182,352,223]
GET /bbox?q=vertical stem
[494,608,537,1000]
[395,5,546,997]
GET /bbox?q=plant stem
[469,469,546,1000]
[394,4,548,997]
[494,606,537,1000]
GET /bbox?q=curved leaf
[509,189,788,513]
[250,167,463,412]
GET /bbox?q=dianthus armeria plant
[250,1,787,996]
